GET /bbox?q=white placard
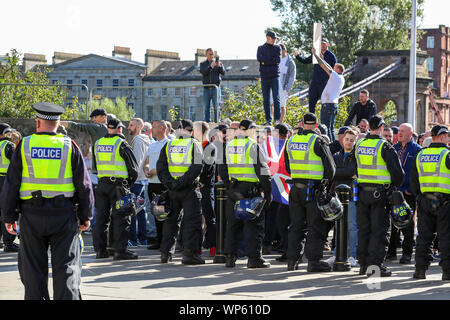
[313,23,322,64]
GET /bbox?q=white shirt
[321,70,345,104]
[145,137,169,184]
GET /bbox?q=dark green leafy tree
[269,0,424,82]
[0,49,70,118]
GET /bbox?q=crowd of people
[0,31,449,301]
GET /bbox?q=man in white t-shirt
[312,47,345,142]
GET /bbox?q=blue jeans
[331,201,358,258]
[348,201,358,258]
[321,103,338,142]
[203,87,220,122]
[129,183,147,244]
[261,77,280,123]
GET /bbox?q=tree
[0,49,68,118]
[269,0,424,83]
[382,100,397,125]
[69,97,135,121]
[220,80,350,130]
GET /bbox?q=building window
[427,36,435,49]
[147,88,153,96]
[97,79,103,91]
[160,105,167,120]
[81,79,88,90]
[161,88,168,97]
[426,57,434,72]
[174,87,182,96]
[113,79,119,90]
[147,106,153,120]
[128,79,135,87]
[189,105,196,120]
[189,87,197,97]
[66,79,73,90]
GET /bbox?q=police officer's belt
[424,193,449,201]
[99,176,128,185]
[360,186,379,191]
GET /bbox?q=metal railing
[0,83,90,119]
[89,83,220,122]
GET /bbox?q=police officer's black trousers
[287,186,325,261]
[224,182,265,259]
[276,203,290,252]
[387,193,416,256]
[93,181,131,253]
[356,189,390,266]
[19,199,81,300]
[160,187,202,254]
[147,183,167,245]
[415,196,450,271]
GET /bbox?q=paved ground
[1,234,450,300]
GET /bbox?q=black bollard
[213,180,227,263]
[333,184,351,271]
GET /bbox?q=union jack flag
[263,135,291,205]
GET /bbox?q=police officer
[0,123,19,253]
[284,113,336,272]
[218,119,272,268]
[93,118,139,260]
[156,119,204,265]
[411,125,450,280]
[354,115,404,277]
[0,102,94,300]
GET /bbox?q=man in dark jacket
[199,48,225,123]
[294,38,337,114]
[331,129,358,266]
[257,31,282,126]
[344,90,377,126]
[386,123,421,264]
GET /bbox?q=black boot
[366,264,391,277]
[161,252,172,263]
[287,258,300,271]
[399,254,412,264]
[113,249,138,260]
[225,254,237,268]
[307,260,331,272]
[247,257,270,268]
[276,253,288,262]
[413,269,426,279]
[182,249,205,265]
[359,264,368,275]
[96,249,109,259]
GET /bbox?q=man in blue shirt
[294,38,337,114]
[257,31,282,126]
[386,123,421,264]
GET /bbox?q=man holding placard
[295,32,337,114]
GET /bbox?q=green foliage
[382,100,397,125]
[68,97,135,121]
[220,80,350,131]
[269,0,424,83]
[168,105,180,122]
[0,49,68,118]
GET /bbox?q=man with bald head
[127,118,151,246]
[386,123,421,264]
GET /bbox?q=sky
[1,0,449,64]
